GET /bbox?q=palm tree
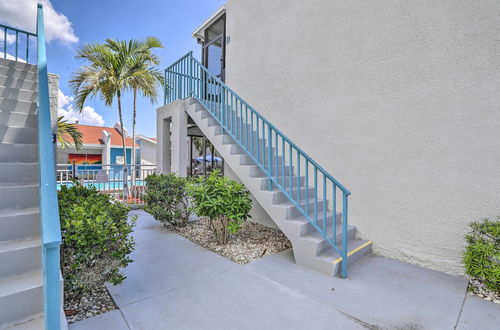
[56,116,83,150]
[105,37,164,183]
[69,42,133,197]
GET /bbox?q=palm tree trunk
[117,93,129,199]
[131,88,137,187]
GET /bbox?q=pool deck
[70,210,499,330]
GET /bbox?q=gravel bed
[169,218,292,264]
[64,285,116,323]
[468,278,500,304]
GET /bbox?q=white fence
[56,163,157,205]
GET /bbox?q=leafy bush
[58,185,136,297]
[187,170,252,244]
[143,173,191,226]
[463,217,500,292]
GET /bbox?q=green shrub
[463,217,500,292]
[143,173,191,226]
[58,185,136,297]
[187,170,252,244]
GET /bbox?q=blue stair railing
[0,23,36,63]
[164,52,352,278]
[37,4,62,329]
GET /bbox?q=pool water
[57,179,146,191]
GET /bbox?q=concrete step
[0,270,43,326]
[0,144,38,163]
[0,208,39,242]
[0,75,37,91]
[0,67,37,83]
[0,238,41,278]
[0,110,37,128]
[300,224,357,255]
[0,86,37,103]
[3,315,43,330]
[0,163,38,185]
[317,239,373,276]
[0,58,37,73]
[0,126,37,144]
[0,97,37,114]
[0,184,39,210]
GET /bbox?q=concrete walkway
[70,211,499,330]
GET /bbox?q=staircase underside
[180,97,372,277]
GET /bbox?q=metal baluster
[289,144,292,196]
[323,175,327,233]
[26,34,29,62]
[341,193,349,279]
[15,31,18,60]
[297,153,301,205]
[282,139,285,189]
[267,125,272,191]
[305,160,309,217]
[3,27,6,59]
[314,167,318,224]
[332,184,337,245]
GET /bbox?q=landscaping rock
[468,278,500,304]
[169,218,292,264]
[64,286,116,323]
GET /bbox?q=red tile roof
[74,124,137,147]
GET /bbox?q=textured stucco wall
[48,73,58,130]
[224,0,500,275]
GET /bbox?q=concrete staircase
[185,98,372,277]
[0,58,63,329]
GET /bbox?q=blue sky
[2,0,225,137]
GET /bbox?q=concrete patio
[70,210,499,330]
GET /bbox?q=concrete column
[101,130,111,165]
[157,101,189,177]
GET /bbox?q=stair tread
[0,269,42,297]
[3,314,44,330]
[0,207,39,217]
[0,237,41,253]
[300,224,356,241]
[317,239,372,261]
[0,183,39,188]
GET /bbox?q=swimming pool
[57,179,146,191]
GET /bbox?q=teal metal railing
[164,52,352,278]
[0,23,37,63]
[36,4,62,328]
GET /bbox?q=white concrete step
[0,75,37,91]
[0,270,43,327]
[0,58,37,72]
[0,163,38,185]
[0,238,41,278]
[0,126,37,144]
[0,208,39,242]
[0,110,37,128]
[0,97,37,114]
[0,184,39,210]
[0,86,37,103]
[0,68,37,84]
[0,144,38,163]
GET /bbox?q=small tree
[144,173,191,227]
[56,116,83,150]
[463,217,500,293]
[187,170,252,244]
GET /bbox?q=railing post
[268,125,272,191]
[177,73,182,100]
[37,4,62,329]
[188,51,193,96]
[341,192,349,279]
[72,160,76,179]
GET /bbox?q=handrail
[164,53,352,278]
[0,23,37,63]
[36,4,62,330]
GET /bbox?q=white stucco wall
[223,0,500,275]
[139,139,157,165]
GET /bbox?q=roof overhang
[136,134,157,144]
[192,5,226,43]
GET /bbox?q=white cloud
[0,32,17,45]
[0,0,78,44]
[58,89,105,126]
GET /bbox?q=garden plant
[144,173,192,226]
[463,217,500,293]
[187,170,252,244]
[58,185,136,298]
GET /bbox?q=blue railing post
[188,51,193,96]
[268,125,272,190]
[37,4,62,329]
[341,192,349,278]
